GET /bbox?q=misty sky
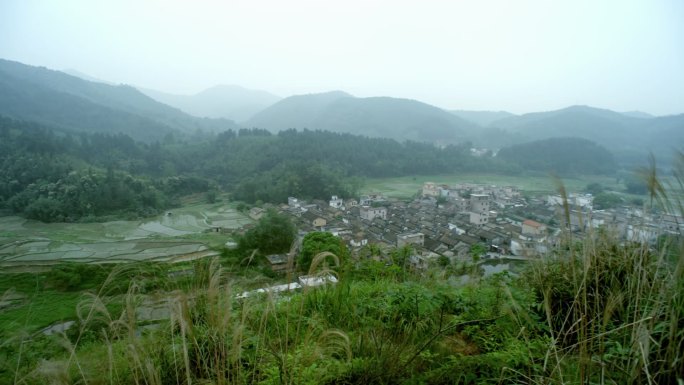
[1,0,683,115]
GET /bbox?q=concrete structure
[422,182,439,197]
[313,217,327,229]
[469,211,489,227]
[329,195,343,209]
[470,194,490,214]
[249,207,266,220]
[397,232,425,248]
[360,206,387,221]
[522,219,547,236]
[266,254,292,273]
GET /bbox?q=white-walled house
[360,206,387,221]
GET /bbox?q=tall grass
[5,154,683,384]
[526,153,684,384]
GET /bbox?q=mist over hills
[620,110,655,119]
[0,59,237,142]
[1,58,682,168]
[497,137,617,175]
[139,85,281,122]
[484,105,684,166]
[244,91,354,130]
[245,91,476,144]
[450,110,516,127]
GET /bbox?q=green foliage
[437,255,450,267]
[205,189,218,203]
[0,116,518,219]
[232,161,359,204]
[0,58,238,142]
[470,243,487,262]
[497,137,617,175]
[523,231,684,384]
[245,91,476,143]
[45,263,114,291]
[592,191,623,209]
[238,209,295,254]
[585,182,604,195]
[0,118,177,221]
[625,175,648,195]
[298,232,348,272]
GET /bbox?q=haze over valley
[1,1,683,384]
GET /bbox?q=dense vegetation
[487,105,684,168]
[0,116,525,220]
[238,210,297,255]
[0,117,221,221]
[0,58,237,142]
[1,134,682,385]
[497,137,617,175]
[0,112,662,222]
[1,221,681,384]
[245,91,478,144]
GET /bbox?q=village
[248,181,684,272]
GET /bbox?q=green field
[0,201,252,268]
[361,173,623,198]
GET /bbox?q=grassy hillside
[1,220,681,384]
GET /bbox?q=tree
[625,177,648,195]
[470,243,487,263]
[593,192,622,210]
[586,182,604,195]
[298,232,348,273]
[239,209,295,255]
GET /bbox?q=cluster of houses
[256,181,684,272]
[264,183,531,270]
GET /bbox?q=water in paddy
[480,259,527,277]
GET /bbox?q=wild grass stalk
[528,153,684,384]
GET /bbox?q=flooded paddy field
[0,202,252,268]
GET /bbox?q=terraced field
[0,202,252,268]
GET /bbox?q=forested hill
[0,59,237,142]
[449,110,516,127]
[139,84,281,122]
[486,105,684,167]
[245,92,476,144]
[496,137,617,175]
[1,115,524,221]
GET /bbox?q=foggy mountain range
[1,58,682,167]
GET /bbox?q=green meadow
[361,173,622,198]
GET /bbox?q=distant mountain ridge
[484,105,684,166]
[0,59,237,142]
[139,84,281,122]
[450,110,516,126]
[245,91,476,144]
[2,58,682,167]
[620,110,655,119]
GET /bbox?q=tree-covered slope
[496,137,617,175]
[0,59,237,141]
[245,92,475,144]
[314,96,474,144]
[140,84,281,122]
[244,90,353,130]
[487,105,684,166]
[450,109,516,126]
